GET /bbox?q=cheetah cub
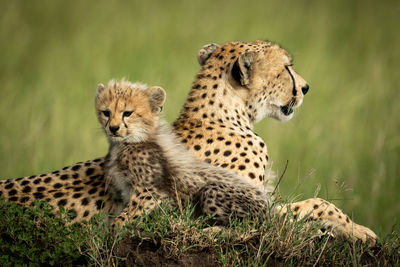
[96,79,271,225]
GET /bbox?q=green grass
[0,0,399,237]
[0,198,87,266]
[1,199,399,266]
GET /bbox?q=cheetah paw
[347,223,378,246]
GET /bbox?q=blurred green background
[0,0,399,235]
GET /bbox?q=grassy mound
[1,199,399,266]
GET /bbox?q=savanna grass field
[0,0,399,263]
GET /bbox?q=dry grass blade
[272,160,289,196]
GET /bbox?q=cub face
[95,80,166,143]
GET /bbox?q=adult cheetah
[0,40,377,243]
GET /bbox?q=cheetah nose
[302,84,309,95]
[109,125,120,135]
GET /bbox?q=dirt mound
[115,236,219,267]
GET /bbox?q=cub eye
[102,110,110,117]
[123,111,133,117]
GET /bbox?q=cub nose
[301,84,309,95]
[109,125,120,135]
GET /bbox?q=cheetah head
[95,80,166,143]
[197,40,309,122]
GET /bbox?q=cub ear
[231,51,255,87]
[97,83,105,95]
[146,86,166,113]
[197,43,220,66]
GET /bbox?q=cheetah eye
[123,111,133,117]
[102,110,110,117]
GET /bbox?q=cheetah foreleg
[274,198,378,245]
[111,188,168,227]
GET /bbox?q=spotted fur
[0,40,377,244]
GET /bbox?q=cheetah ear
[97,83,105,95]
[146,86,166,113]
[197,43,220,66]
[231,52,254,87]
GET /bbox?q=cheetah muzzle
[280,98,296,116]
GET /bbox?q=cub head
[95,80,166,143]
[198,40,309,122]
